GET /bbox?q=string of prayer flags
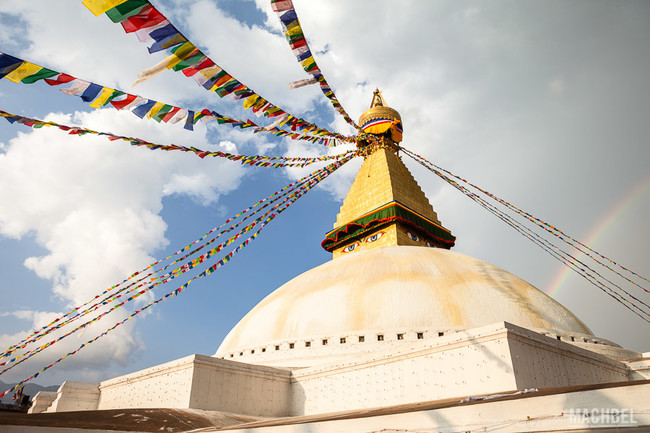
[0,153,356,399]
[81,1,351,145]
[1,187,293,375]
[1,160,355,361]
[0,109,355,167]
[0,52,353,146]
[270,0,358,129]
[1,165,332,371]
[400,146,650,323]
[400,146,650,292]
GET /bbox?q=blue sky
[0,0,649,387]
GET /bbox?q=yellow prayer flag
[166,42,197,69]
[252,97,267,111]
[198,65,223,80]
[284,26,303,37]
[299,56,315,68]
[4,62,42,83]
[81,0,129,16]
[284,20,300,32]
[88,87,115,108]
[243,94,259,110]
[146,101,165,119]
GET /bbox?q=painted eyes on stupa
[365,231,385,243]
[342,242,360,253]
[342,231,386,253]
[407,232,419,242]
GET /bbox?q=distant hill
[0,380,59,404]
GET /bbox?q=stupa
[23,92,650,432]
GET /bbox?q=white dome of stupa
[215,246,597,366]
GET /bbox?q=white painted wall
[98,355,196,410]
[289,322,631,416]
[46,381,99,412]
[28,391,56,414]
[96,354,292,417]
[188,355,292,416]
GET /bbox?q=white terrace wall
[188,354,292,416]
[98,355,196,410]
[508,326,630,389]
[46,382,99,412]
[97,354,292,417]
[289,322,631,416]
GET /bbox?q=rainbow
[546,173,650,298]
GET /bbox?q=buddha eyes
[365,231,385,243]
[342,242,360,253]
[341,231,386,253]
[407,232,419,241]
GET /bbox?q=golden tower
[322,91,455,258]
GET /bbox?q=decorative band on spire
[322,201,455,252]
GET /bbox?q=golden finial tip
[358,90,402,144]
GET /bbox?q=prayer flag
[182,57,213,77]
[109,93,137,109]
[88,87,116,108]
[169,41,196,64]
[82,0,129,16]
[134,20,168,43]
[120,5,166,33]
[243,94,259,110]
[172,53,203,71]
[44,73,75,86]
[148,33,185,53]
[105,0,148,22]
[60,80,91,96]
[287,76,317,89]
[161,106,180,122]
[80,83,103,102]
[271,0,294,12]
[183,110,195,130]
[168,108,187,124]
[279,10,298,26]
[4,62,42,83]
[152,104,173,122]
[0,54,23,79]
[132,99,156,118]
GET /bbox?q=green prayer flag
[21,68,58,84]
[105,0,149,23]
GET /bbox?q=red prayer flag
[110,94,137,110]
[120,5,166,33]
[44,73,75,86]
[289,38,307,50]
[161,106,180,122]
[181,57,214,77]
[271,0,294,12]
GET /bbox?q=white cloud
[0,109,245,375]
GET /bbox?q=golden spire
[322,92,455,258]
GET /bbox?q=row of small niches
[542,332,610,346]
[224,329,612,359]
[227,331,448,358]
